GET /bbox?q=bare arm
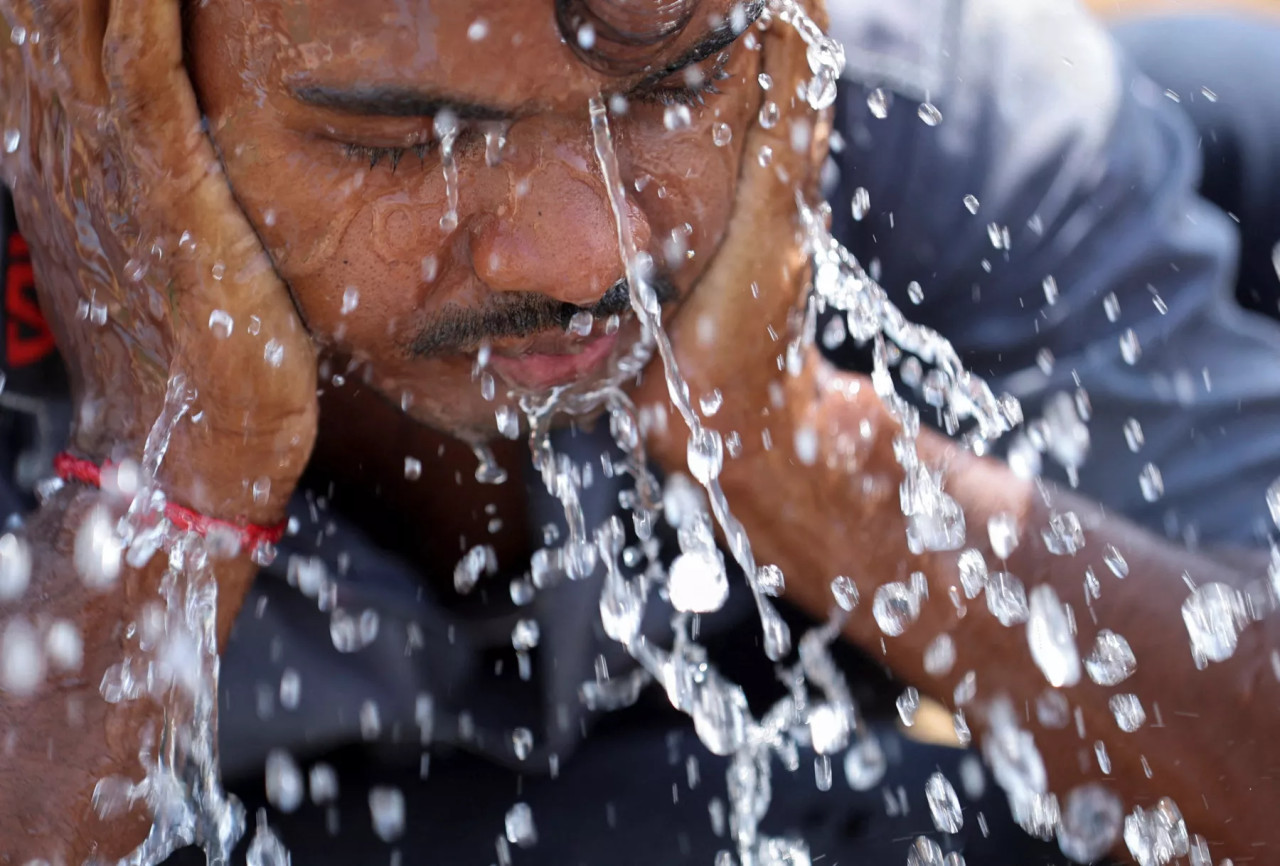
[0,486,260,861]
[720,357,1277,863]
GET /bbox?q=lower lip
[487,332,622,390]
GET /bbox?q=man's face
[187,0,766,438]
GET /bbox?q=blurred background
[1087,0,1277,14]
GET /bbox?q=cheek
[218,135,451,356]
[623,123,742,286]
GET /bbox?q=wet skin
[187,0,766,440]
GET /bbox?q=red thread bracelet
[53,452,287,556]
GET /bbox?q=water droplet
[278,668,301,710]
[511,618,540,652]
[1123,798,1188,866]
[851,186,871,221]
[757,100,781,130]
[1027,585,1080,687]
[686,428,724,484]
[328,607,380,653]
[1036,348,1055,375]
[1042,275,1059,305]
[3,129,20,153]
[340,286,359,314]
[963,194,980,215]
[924,633,956,676]
[918,102,943,126]
[45,619,82,672]
[1109,693,1146,732]
[505,802,537,847]
[1139,463,1164,502]
[1188,835,1211,866]
[567,310,594,337]
[207,309,234,339]
[873,580,922,636]
[75,504,122,589]
[1100,545,1128,580]
[907,835,945,866]
[1085,629,1136,685]
[369,786,406,841]
[264,749,304,812]
[467,17,489,40]
[0,533,31,600]
[1182,583,1248,668]
[985,571,1029,626]
[843,735,887,790]
[712,122,733,147]
[309,763,339,804]
[699,389,723,416]
[8,25,25,45]
[808,703,850,754]
[1268,478,1280,530]
[1123,418,1144,453]
[987,512,1019,559]
[958,549,988,599]
[1042,511,1084,556]
[1103,292,1121,322]
[246,810,290,866]
[690,675,749,755]
[404,456,422,480]
[667,550,728,613]
[1,618,43,695]
[664,104,693,131]
[896,686,920,726]
[495,405,520,439]
[454,544,496,595]
[866,87,890,118]
[831,575,858,611]
[511,726,534,760]
[1036,689,1071,728]
[1057,784,1123,864]
[907,281,924,304]
[1119,329,1141,365]
[926,771,963,833]
[263,339,284,367]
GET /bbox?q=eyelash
[635,52,733,107]
[343,142,435,171]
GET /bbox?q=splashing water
[82,4,1252,864]
[91,379,247,865]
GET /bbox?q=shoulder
[830,0,1121,128]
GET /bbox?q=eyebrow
[290,85,515,122]
[289,1,765,121]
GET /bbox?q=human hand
[632,5,874,469]
[0,0,317,529]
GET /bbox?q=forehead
[240,0,746,111]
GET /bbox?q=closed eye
[630,50,733,107]
[343,143,436,170]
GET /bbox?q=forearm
[721,359,1276,859]
[0,484,258,861]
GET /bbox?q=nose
[470,151,651,308]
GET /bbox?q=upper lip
[483,314,631,358]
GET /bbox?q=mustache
[409,275,679,358]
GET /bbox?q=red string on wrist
[53,452,287,557]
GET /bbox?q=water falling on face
[184,0,768,437]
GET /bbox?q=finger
[100,0,309,384]
[23,0,111,105]
[101,0,316,516]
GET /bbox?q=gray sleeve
[825,0,1280,546]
